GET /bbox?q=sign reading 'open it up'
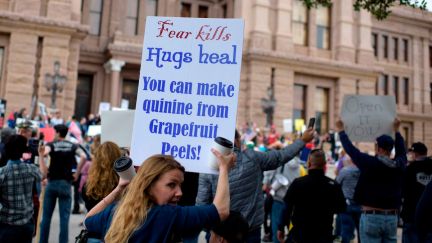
[341,95,396,142]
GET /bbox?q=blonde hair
[105,155,185,243]
[86,141,121,200]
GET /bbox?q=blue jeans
[360,213,398,243]
[39,180,72,243]
[402,222,420,243]
[271,200,284,243]
[340,204,361,243]
[0,221,34,243]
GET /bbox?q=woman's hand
[38,144,45,156]
[117,177,131,190]
[211,148,236,172]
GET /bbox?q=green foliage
[301,0,427,20]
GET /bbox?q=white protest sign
[130,17,244,174]
[87,125,101,137]
[101,110,134,147]
[120,99,129,109]
[98,102,111,115]
[283,119,293,133]
[38,102,47,116]
[341,95,396,142]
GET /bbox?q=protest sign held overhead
[130,17,244,174]
[341,95,396,142]
[101,110,134,147]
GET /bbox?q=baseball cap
[376,134,394,152]
[408,142,428,155]
[16,120,33,129]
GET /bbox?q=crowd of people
[0,108,431,243]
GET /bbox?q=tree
[301,0,427,20]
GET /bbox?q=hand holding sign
[335,119,344,132]
[393,118,401,132]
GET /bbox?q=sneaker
[262,233,272,242]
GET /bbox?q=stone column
[335,77,356,117]
[47,0,72,21]
[412,37,422,113]
[249,0,272,50]
[307,8,317,55]
[424,120,432,153]
[5,33,38,116]
[274,68,294,132]
[335,0,355,62]
[422,38,430,112]
[275,0,293,52]
[247,61,271,127]
[358,77,376,95]
[104,59,125,107]
[71,0,82,22]
[357,9,374,64]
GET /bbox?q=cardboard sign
[341,95,396,142]
[98,102,111,115]
[120,99,129,109]
[87,125,101,137]
[283,119,293,133]
[38,102,47,116]
[294,119,304,132]
[130,17,244,174]
[101,110,134,147]
[40,127,55,142]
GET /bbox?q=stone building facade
[0,0,431,149]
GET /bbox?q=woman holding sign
[84,149,235,242]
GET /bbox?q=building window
[198,5,209,18]
[316,6,330,49]
[380,74,389,95]
[0,47,4,81]
[393,37,398,60]
[429,46,432,68]
[181,2,191,17]
[403,39,408,62]
[383,35,388,58]
[393,76,399,104]
[356,79,360,94]
[146,0,158,16]
[430,83,432,104]
[292,0,308,46]
[315,87,329,134]
[74,74,93,119]
[222,3,228,18]
[180,1,232,18]
[375,77,379,95]
[125,0,139,35]
[293,84,307,126]
[402,126,410,148]
[122,79,138,109]
[372,33,378,57]
[89,0,103,35]
[403,77,409,105]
